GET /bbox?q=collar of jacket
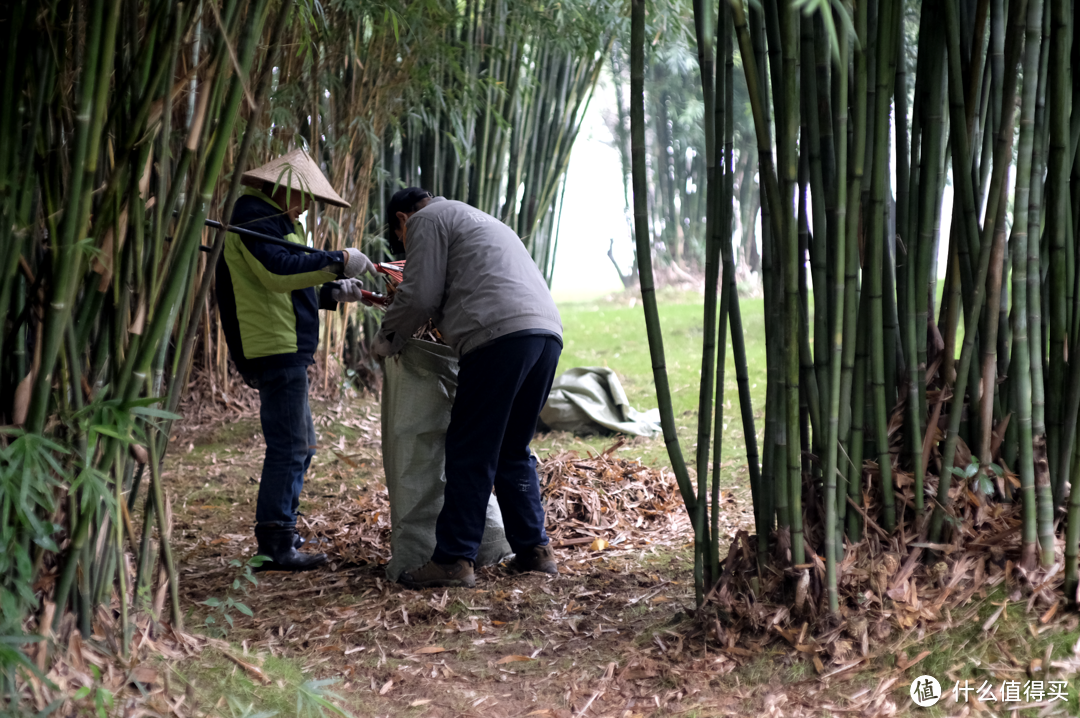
[242,186,306,241]
[242,185,282,209]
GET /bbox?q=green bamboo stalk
[1066,453,1080,602]
[822,0,850,615]
[748,4,778,558]
[867,0,898,533]
[802,14,829,425]
[911,9,947,512]
[930,0,1025,543]
[914,11,947,434]
[166,0,287,418]
[839,0,870,537]
[895,7,923,513]
[712,0,737,585]
[114,447,129,655]
[630,0,698,567]
[779,0,803,565]
[730,1,783,243]
[1029,0,1053,566]
[848,289,870,541]
[1047,0,1072,506]
[709,1,734,586]
[692,0,718,596]
[27,0,120,433]
[1045,0,1071,507]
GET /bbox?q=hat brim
[241,148,351,208]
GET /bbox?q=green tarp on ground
[539,366,661,437]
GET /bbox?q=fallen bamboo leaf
[898,650,932,671]
[410,699,432,707]
[412,646,447,655]
[222,652,269,685]
[496,655,534,664]
[379,679,393,695]
[982,602,1007,631]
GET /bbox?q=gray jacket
[377,197,562,357]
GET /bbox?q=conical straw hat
[241,148,350,208]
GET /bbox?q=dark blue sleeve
[319,283,339,311]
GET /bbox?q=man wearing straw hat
[373,187,563,588]
[217,148,374,572]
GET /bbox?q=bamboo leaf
[128,406,182,421]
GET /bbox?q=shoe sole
[399,576,476,589]
[254,558,328,573]
[507,562,558,575]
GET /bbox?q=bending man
[373,187,563,588]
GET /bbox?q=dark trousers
[432,334,562,564]
[249,365,317,526]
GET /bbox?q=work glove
[371,333,394,360]
[342,248,375,278]
[331,278,365,303]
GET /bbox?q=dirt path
[160,393,811,717]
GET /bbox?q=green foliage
[296,678,350,718]
[223,696,279,718]
[200,556,266,636]
[172,653,355,718]
[71,666,115,718]
[0,432,66,637]
[948,459,1004,497]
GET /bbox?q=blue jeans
[432,334,561,564]
[249,365,317,526]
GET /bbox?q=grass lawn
[535,289,768,497]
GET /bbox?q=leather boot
[508,544,558,575]
[254,523,327,572]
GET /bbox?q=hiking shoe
[508,544,558,575]
[399,559,476,589]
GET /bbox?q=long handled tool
[192,219,404,307]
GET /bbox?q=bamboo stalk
[867,0,898,533]
[1029,0,1053,567]
[630,0,696,537]
[1047,0,1073,506]
[691,0,718,599]
[822,0,850,615]
[930,0,1025,543]
[27,0,119,433]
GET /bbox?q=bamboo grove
[0,0,284,674]
[631,0,1080,612]
[608,16,762,278]
[0,0,616,684]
